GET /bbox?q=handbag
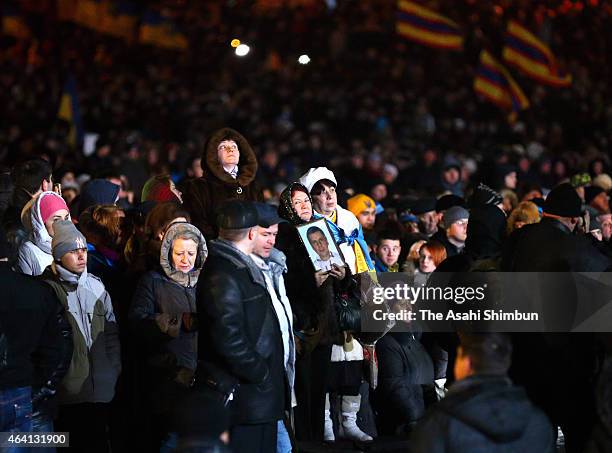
[334,288,362,332]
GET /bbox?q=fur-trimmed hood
[203,128,258,187]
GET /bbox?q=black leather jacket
[0,263,73,413]
[195,240,286,425]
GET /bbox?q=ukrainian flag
[99,1,138,41]
[474,50,529,115]
[139,10,188,51]
[2,4,31,40]
[396,0,463,51]
[502,20,571,88]
[57,77,84,148]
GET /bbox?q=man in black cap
[504,182,610,272]
[411,197,439,238]
[195,200,286,453]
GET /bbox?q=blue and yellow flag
[57,77,84,148]
[2,4,31,40]
[502,20,571,88]
[396,0,463,50]
[98,1,138,41]
[139,10,188,51]
[474,50,529,116]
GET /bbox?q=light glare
[235,44,250,57]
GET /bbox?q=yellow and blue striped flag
[474,50,529,116]
[503,20,571,88]
[396,0,463,51]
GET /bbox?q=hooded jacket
[182,128,263,240]
[16,192,69,276]
[410,375,555,452]
[40,263,121,405]
[195,239,286,425]
[130,223,207,371]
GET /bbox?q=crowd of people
[1,1,611,453]
[1,125,612,453]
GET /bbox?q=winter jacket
[182,128,263,240]
[195,239,286,425]
[40,263,121,405]
[16,192,68,276]
[129,223,207,413]
[431,229,463,258]
[375,332,434,434]
[410,375,555,452]
[503,217,611,272]
[0,263,72,394]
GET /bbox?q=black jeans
[230,422,277,453]
[55,403,110,453]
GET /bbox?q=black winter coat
[195,239,286,425]
[0,263,73,403]
[375,332,434,434]
[410,375,555,452]
[275,222,339,344]
[503,217,611,272]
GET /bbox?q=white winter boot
[338,395,373,442]
[323,393,335,442]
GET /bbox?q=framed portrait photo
[296,218,346,272]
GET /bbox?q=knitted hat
[52,220,87,260]
[298,167,337,193]
[543,183,584,218]
[39,193,69,224]
[443,206,470,228]
[585,185,605,205]
[347,194,376,217]
[141,175,180,203]
[593,174,612,192]
[469,183,503,208]
[570,172,592,188]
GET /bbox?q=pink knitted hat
[39,193,68,224]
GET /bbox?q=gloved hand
[181,312,199,332]
[155,313,180,338]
